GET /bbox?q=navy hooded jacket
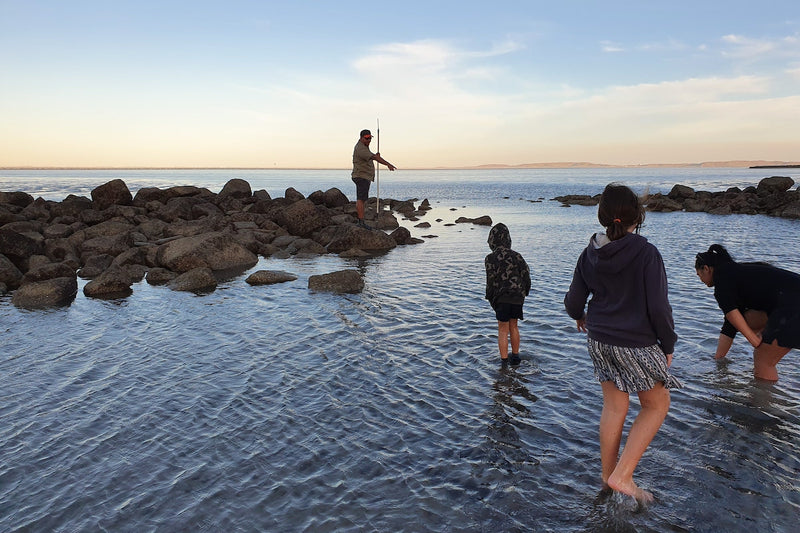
[564,232,676,354]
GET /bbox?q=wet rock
[308,269,364,293]
[0,253,23,290]
[83,265,134,299]
[146,267,178,285]
[276,199,332,237]
[245,270,298,285]
[167,267,217,292]
[20,262,75,285]
[79,254,114,279]
[321,224,397,254]
[455,215,493,226]
[12,276,78,309]
[156,231,258,273]
[757,176,794,195]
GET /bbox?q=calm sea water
[1,168,799,532]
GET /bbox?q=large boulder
[667,184,695,199]
[0,253,23,290]
[277,199,332,237]
[91,179,132,210]
[50,195,93,218]
[218,178,252,200]
[0,191,34,208]
[20,262,76,285]
[83,266,134,298]
[284,187,305,203]
[12,276,78,309]
[156,231,258,273]
[81,233,134,258]
[321,225,398,254]
[323,187,349,208]
[0,229,44,269]
[757,176,794,195]
[167,267,217,292]
[308,269,364,293]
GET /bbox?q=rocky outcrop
[308,269,364,293]
[553,177,800,219]
[0,179,426,308]
[646,177,800,218]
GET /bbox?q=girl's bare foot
[608,476,653,504]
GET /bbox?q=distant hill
[435,160,800,170]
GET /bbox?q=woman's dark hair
[695,244,734,269]
[597,183,645,241]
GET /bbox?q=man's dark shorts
[352,177,371,201]
[495,302,523,322]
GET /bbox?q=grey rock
[167,267,217,292]
[91,179,132,210]
[12,276,78,309]
[246,270,298,285]
[156,231,258,273]
[83,266,133,298]
[308,269,364,293]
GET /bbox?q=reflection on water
[1,169,799,531]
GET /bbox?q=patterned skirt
[587,339,683,393]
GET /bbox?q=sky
[1,1,799,168]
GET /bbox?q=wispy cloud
[600,40,624,53]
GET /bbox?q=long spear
[375,118,380,215]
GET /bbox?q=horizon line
[3,159,800,171]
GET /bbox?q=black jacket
[484,224,531,308]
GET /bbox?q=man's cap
[360,129,372,138]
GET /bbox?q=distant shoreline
[2,160,799,171]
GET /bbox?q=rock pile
[553,176,800,219]
[0,178,427,308]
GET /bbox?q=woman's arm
[724,309,762,348]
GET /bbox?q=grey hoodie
[564,232,676,354]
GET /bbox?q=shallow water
[1,168,799,532]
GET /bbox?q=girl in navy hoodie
[565,183,681,504]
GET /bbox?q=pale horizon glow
[1,1,799,168]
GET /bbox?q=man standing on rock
[352,128,396,229]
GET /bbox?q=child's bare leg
[599,381,628,486]
[607,383,670,503]
[509,318,520,354]
[497,321,510,359]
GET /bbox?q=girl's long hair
[598,183,645,241]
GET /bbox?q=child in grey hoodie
[485,223,531,365]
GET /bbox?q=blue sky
[1,1,799,168]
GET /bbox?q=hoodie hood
[488,223,511,251]
[587,232,648,274]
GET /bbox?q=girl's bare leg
[607,383,670,503]
[599,381,629,486]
